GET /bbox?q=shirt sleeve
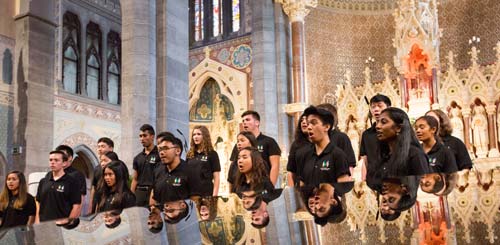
[69,178,82,205]
[333,149,351,180]
[229,144,238,162]
[209,151,221,172]
[454,139,473,170]
[26,194,37,216]
[359,131,367,157]
[337,132,357,167]
[36,178,45,202]
[132,155,139,171]
[268,138,282,156]
[287,142,298,173]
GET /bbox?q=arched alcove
[72,144,99,214]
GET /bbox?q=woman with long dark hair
[227,132,258,192]
[187,125,221,197]
[233,146,271,193]
[414,115,458,173]
[287,114,310,187]
[0,171,36,229]
[95,161,136,212]
[426,109,473,171]
[369,107,429,179]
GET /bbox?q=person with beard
[131,124,162,207]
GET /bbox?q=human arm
[69,204,81,219]
[269,155,280,186]
[212,172,220,196]
[131,171,138,193]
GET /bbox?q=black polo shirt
[92,165,102,188]
[36,172,81,222]
[229,133,281,171]
[441,135,473,170]
[96,191,136,212]
[359,124,379,165]
[330,130,357,167]
[295,142,351,186]
[286,140,312,173]
[153,160,193,203]
[426,142,458,174]
[65,166,87,195]
[187,150,221,196]
[133,146,161,187]
[0,193,36,229]
[377,144,430,177]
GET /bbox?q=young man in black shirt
[36,151,81,223]
[229,110,281,185]
[317,103,357,174]
[359,94,391,180]
[295,106,351,186]
[53,145,87,215]
[131,124,162,207]
[150,134,192,209]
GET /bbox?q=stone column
[486,105,499,157]
[462,108,473,153]
[120,0,157,166]
[277,0,317,121]
[13,0,56,175]
[155,0,189,145]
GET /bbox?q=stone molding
[277,0,318,22]
[54,94,121,122]
[318,0,398,13]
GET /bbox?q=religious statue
[471,99,489,157]
[449,102,465,142]
[346,115,360,160]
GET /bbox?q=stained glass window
[107,31,121,104]
[86,22,102,100]
[86,54,100,99]
[232,0,240,32]
[212,0,223,37]
[107,62,119,104]
[194,0,204,41]
[62,12,80,94]
[63,47,78,93]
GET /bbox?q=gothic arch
[189,57,248,118]
[0,151,6,186]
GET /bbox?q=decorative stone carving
[53,96,121,122]
[276,0,318,22]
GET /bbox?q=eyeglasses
[159,146,179,151]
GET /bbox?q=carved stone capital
[277,0,318,22]
[485,105,497,115]
[283,102,309,116]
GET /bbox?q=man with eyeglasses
[150,133,193,211]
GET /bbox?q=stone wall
[305,7,395,105]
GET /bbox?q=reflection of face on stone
[163,200,187,223]
[313,184,338,218]
[380,181,407,210]
[420,173,443,193]
[148,208,163,232]
[103,210,122,228]
[199,205,210,221]
[241,190,257,210]
[251,201,268,226]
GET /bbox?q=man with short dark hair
[53,145,87,215]
[295,106,351,185]
[229,110,281,185]
[36,151,81,223]
[150,134,192,206]
[359,94,391,180]
[317,103,357,174]
[131,124,161,207]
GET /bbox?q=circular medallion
[231,44,252,69]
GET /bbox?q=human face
[420,173,441,193]
[199,205,210,221]
[103,211,119,225]
[306,115,330,144]
[370,102,389,121]
[237,134,252,151]
[103,167,116,188]
[300,116,308,134]
[49,153,65,172]
[192,129,203,146]
[97,142,113,156]
[158,141,180,165]
[376,112,401,142]
[148,208,163,230]
[415,119,435,142]
[100,154,112,168]
[6,173,20,192]
[380,182,405,210]
[313,184,337,218]
[251,202,268,226]
[139,130,155,148]
[241,190,257,210]
[237,149,252,174]
[163,201,187,221]
[242,115,259,135]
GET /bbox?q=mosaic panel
[305,8,396,104]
